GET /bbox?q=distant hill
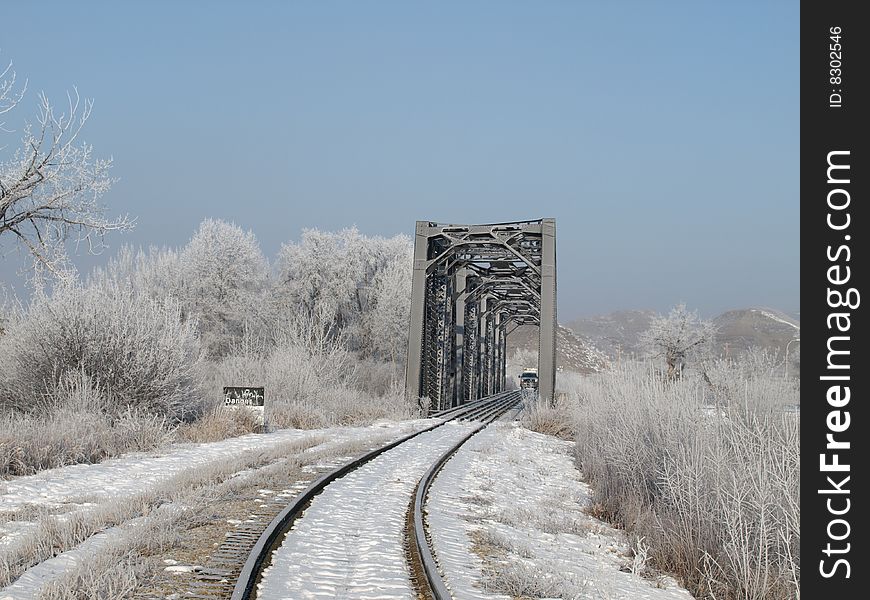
[565,310,655,359]
[506,323,608,374]
[713,308,800,362]
[564,307,800,374]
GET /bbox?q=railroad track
[409,392,521,599]
[209,390,521,600]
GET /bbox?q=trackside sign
[223,386,265,428]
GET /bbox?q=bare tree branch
[0,54,132,280]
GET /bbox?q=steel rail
[465,394,518,422]
[230,393,514,600]
[428,397,489,419]
[429,389,515,419]
[412,390,522,599]
[459,398,514,423]
[434,393,513,423]
[456,392,518,423]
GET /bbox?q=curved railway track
[225,390,522,600]
[410,393,520,599]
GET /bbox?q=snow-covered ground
[427,423,694,600]
[0,419,430,598]
[257,421,475,600]
[2,418,696,599]
[755,309,800,331]
[0,420,425,519]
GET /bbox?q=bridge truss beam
[405,219,557,413]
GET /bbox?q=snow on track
[0,419,431,598]
[427,423,693,600]
[257,421,476,600]
[1,420,427,536]
[2,421,427,512]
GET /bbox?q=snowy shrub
[177,405,262,443]
[566,358,800,600]
[351,358,405,398]
[0,285,23,336]
[521,398,574,440]
[0,409,171,478]
[89,244,184,302]
[0,282,202,420]
[198,310,417,430]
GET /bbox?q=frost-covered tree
[0,57,131,279]
[276,227,367,334]
[640,303,716,377]
[275,227,412,353]
[88,244,183,301]
[361,251,412,363]
[178,219,269,358]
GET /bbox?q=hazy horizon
[1,1,799,321]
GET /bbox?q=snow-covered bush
[200,331,416,430]
[351,358,405,398]
[566,358,800,599]
[88,244,184,302]
[0,282,202,420]
[0,370,172,477]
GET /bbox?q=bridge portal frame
[405,219,556,412]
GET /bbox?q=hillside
[565,307,800,374]
[713,308,800,363]
[506,324,608,374]
[565,310,655,359]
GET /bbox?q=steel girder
[405,219,557,412]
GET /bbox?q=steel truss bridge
[405,219,556,412]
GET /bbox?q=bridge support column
[452,268,469,407]
[538,218,557,404]
[499,321,507,391]
[405,222,429,407]
[463,296,478,402]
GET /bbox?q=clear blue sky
[1,0,798,319]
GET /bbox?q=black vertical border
[802,1,867,596]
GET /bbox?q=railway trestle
[405,219,556,412]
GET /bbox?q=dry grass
[482,555,588,599]
[33,429,412,599]
[521,401,575,440]
[0,408,172,478]
[175,406,262,443]
[564,359,800,600]
[40,553,144,600]
[0,436,321,588]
